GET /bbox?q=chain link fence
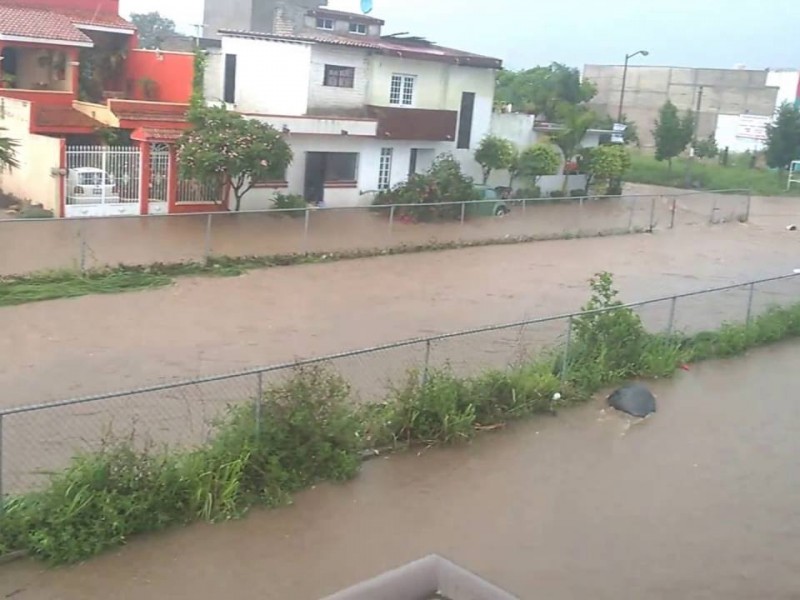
[1,271,797,497]
[0,190,750,276]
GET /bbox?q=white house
[204,7,501,209]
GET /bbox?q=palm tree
[552,104,595,195]
[0,128,19,169]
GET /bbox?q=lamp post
[618,50,649,122]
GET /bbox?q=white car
[67,167,120,204]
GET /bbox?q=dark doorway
[1,48,19,81]
[409,148,418,177]
[304,152,326,205]
[457,91,476,149]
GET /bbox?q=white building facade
[204,8,501,209]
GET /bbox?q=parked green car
[467,185,510,217]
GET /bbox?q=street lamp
[618,50,649,122]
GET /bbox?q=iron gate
[65,145,141,217]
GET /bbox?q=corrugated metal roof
[0,5,93,45]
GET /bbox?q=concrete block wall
[307,46,370,113]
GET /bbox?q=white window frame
[389,74,416,107]
[378,148,393,190]
[316,18,334,30]
[349,22,367,35]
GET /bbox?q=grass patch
[627,152,797,196]
[4,273,798,564]
[0,227,644,307]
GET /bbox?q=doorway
[304,152,326,205]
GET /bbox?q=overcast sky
[119,0,799,71]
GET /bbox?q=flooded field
[3,342,799,599]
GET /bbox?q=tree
[693,134,719,159]
[765,103,800,170]
[0,128,19,170]
[588,145,632,195]
[131,12,176,49]
[516,143,561,185]
[474,135,517,184]
[495,63,597,121]
[552,104,596,193]
[177,107,293,212]
[653,100,693,169]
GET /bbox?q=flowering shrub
[177,107,293,211]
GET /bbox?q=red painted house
[0,0,209,217]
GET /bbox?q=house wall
[14,49,69,91]
[220,36,312,114]
[237,135,449,210]
[307,45,369,113]
[0,97,62,212]
[126,50,194,103]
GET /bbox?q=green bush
[512,186,541,199]
[271,193,306,212]
[570,189,587,198]
[373,154,479,222]
[4,275,800,565]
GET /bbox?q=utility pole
[618,50,650,123]
[684,85,704,188]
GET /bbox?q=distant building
[204,0,328,39]
[583,65,781,150]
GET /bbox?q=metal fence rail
[0,189,751,277]
[1,270,797,497]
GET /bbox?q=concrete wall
[0,98,62,212]
[584,65,780,147]
[307,45,369,113]
[219,36,312,114]
[126,49,194,103]
[205,0,327,38]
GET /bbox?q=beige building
[583,65,780,147]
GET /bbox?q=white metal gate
[148,144,170,213]
[65,146,141,217]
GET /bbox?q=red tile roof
[219,29,503,69]
[0,5,92,45]
[59,8,135,31]
[31,104,102,131]
[109,100,189,124]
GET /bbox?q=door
[408,148,419,178]
[304,152,326,205]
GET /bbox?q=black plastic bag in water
[608,384,656,418]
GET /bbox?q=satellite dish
[361,0,373,14]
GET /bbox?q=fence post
[649,196,657,231]
[667,296,678,335]
[203,213,213,262]
[254,372,263,439]
[744,190,752,223]
[578,196,584,235]
[460,201,466,227]
[627,197,635,232]
[303,208,310,252]
[746,282,756,325]
[388,204,396,240]
[522,197,527,216]
[78,218,87,273]
[669,196,677,229]
[560,316,573,383]
[421,339,432,387]
[709,196,718,225]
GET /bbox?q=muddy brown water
[0,187,799,493]
[2,343,799,599]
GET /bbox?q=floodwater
[3,342,799,599]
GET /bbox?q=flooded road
[4,342,799,599]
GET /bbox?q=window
[321,152,358,182]
[408,148,418,177]
[390,74,416,106]
[378,148,393,190]
[457,91,476,149]
[324,65,355,88]
[252,165,288,187]
[223,54,237,104]
[316,17,334,30]
[349,22,367,34]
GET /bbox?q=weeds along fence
[1,271,797,497]
[0,189,750,276]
